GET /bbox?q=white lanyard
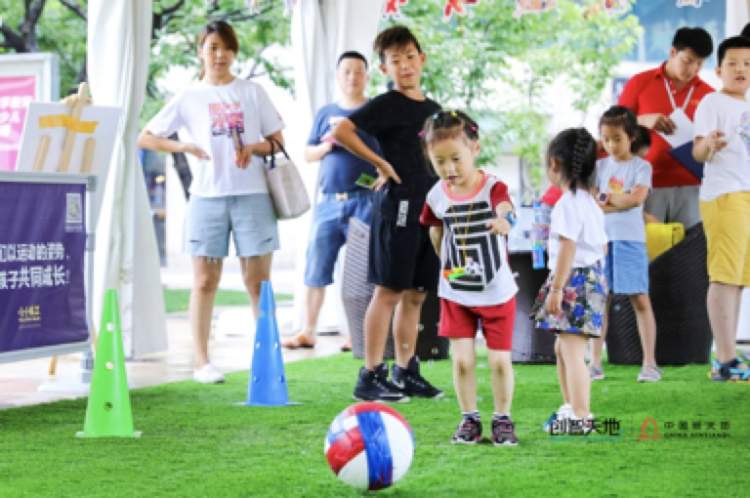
[663,77,695,113]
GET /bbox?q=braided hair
[547,127,597,192]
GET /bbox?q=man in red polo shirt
[619,27,714,228]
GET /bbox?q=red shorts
[438,297,516,351]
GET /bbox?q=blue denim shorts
[186,194,279,258]
[304,190,373,287]
[604,240,649,295]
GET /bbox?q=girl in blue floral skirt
[530,128,608,435]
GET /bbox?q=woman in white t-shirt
[530,128,608,435]
[138,21,285,384]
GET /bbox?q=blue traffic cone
[245,280,296,406]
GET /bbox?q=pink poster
[0,76,36,171]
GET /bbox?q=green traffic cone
[77,289,140,438]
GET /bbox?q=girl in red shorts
[419,110,519,446]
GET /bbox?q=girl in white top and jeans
[531,128,608,434]
[138,21,285,384]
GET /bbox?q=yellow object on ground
[645,222,685,261]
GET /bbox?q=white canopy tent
[291,0,386,117]
[88,0,167,358]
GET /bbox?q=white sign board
[15,101,121,217]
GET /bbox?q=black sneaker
[391,357,444,399]
[452,416,482,444]
[492,417,519,446]
[353,365,409,403]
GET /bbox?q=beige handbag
[263,138,310,219]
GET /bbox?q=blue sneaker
[711,358,750,382]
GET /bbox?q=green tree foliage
[379,0,641,193]
[0,0,87,96]
[146,0,291,122]
[0,0,291,124]
[2,0,640,196]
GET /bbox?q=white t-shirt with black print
[421,172,518,307]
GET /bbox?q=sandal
[709,358,750,382]
[340,341,352,353]
[281,333,316,350]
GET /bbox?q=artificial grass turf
[163,287,293,313]
[0,353,747,497]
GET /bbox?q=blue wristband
[504,211,517,227]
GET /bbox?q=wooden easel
[32,82,97,173]
[45,82,98,377]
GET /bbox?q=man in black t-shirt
[333,26,443,403]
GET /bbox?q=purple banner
[0,180,87,353]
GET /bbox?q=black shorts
[368,189,440,292]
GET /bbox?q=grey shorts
[644,186,700,229]
[185,194,279,258]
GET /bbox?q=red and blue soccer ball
[324,402,414,491]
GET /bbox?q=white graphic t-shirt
[420,172,518,307]
[145,78,284,197]
[694,91,750,201]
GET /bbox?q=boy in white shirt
[693,36,750,381]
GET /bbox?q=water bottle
[531,243,544,269]
[531,201,548,270]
